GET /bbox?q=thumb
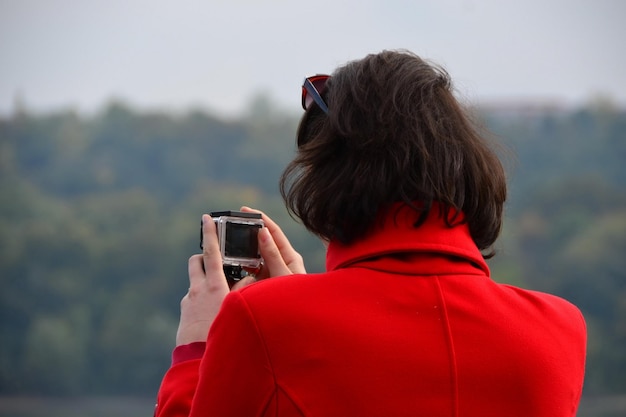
[258,227,293,278]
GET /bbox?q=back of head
[281,50,507,256]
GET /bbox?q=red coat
[156,206,586,416]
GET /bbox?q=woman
[155,50,586,416]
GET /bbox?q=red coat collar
[326,204,490,277]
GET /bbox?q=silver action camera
[200,211,264,284]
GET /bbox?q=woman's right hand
[240,206,306,280]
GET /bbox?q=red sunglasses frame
[302,75,330,113]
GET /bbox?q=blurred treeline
[0,97,624,397]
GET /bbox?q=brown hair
[280,50,507,257]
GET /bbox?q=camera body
[200,211,264,283]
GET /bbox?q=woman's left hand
[175,214,230,346]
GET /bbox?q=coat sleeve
[155,357,202,417]
[156,290,276,417]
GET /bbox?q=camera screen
[224,222,261,258]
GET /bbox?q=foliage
[0,100,624,396]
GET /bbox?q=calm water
[0,397,154,417]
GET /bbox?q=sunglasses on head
[302,75,330,114]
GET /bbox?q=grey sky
[1,0,624,117]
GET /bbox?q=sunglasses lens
[302,76,329,110]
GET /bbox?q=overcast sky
[1,0,624,117]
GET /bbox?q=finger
[241,206,305,273]
[257,226,294,277]
[201,214,228,291]
[231,275,256,291]
[188,254,205,290]
[240,206,289,246]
